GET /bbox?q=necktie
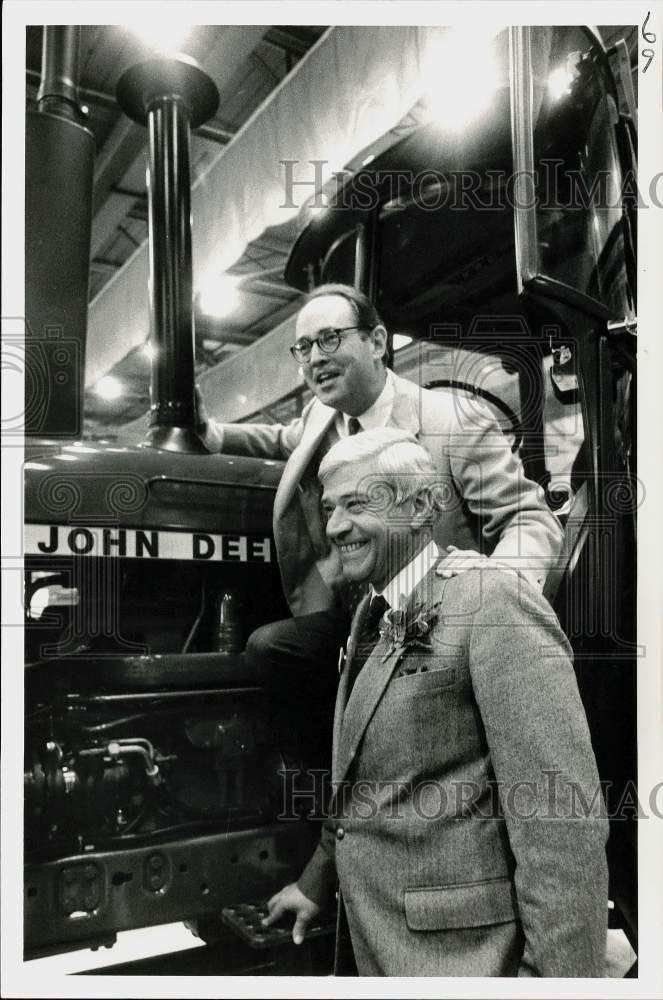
[347,595,389,694]
[342,414,366,614]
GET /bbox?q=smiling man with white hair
[263,427,608,978]
[317,427,443,599]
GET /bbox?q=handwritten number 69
[642,12,656,73]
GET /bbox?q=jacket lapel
[332,594,371,784]
[335,632,401,786]
[272,401,336,523]
[388,373,421,436]
[334,558,447,785]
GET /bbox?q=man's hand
[437,545,490,578]
[262,883,321,945]
[437,546,523,582]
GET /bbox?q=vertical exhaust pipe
[37,26,84,122]
[25,26,94,438]
[116,56,219,453]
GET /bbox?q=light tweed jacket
[297,566,609,977]
[211,371,564,613]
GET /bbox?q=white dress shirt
[335,369,395,438]
[372,540,441,610]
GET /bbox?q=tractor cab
[286,23,637,953]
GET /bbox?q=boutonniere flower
[378,597,439,661]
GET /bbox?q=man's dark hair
[305,283,387,365]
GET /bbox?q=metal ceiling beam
[92,117,146,214]
[263,28,311,56]
[195,123,235,144]
[90,257,121,273]
[238,281,294,301]
[195,317,259,346]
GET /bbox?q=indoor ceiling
[25,24,636,440]
[26,24,327,436]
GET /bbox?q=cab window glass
[531,26,634,319]
[320,229,357,285]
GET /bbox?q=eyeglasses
[290,326,367,364]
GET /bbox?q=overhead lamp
[422,29,501,131]
[93,375,124,400]
[547,63,576,101]
[127,23,192,56]
[197,274,242,318]
[393,334,413,351]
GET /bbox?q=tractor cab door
[511,25,637,952]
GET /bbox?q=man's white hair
[319,427,440,508]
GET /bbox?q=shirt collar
[373,540,441,610]
[335,369,394,437]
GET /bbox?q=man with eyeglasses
[198,283,563,753]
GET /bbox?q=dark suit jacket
[210,371,564,613]
[298,566,609,977]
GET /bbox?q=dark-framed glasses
[290,326,366,364]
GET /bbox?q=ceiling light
[393,334,413,351]
[422,29,501,131]
[93,375,124,400]
[547,64,576,101]
[127,23,192,56]
[197,274,242,318]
